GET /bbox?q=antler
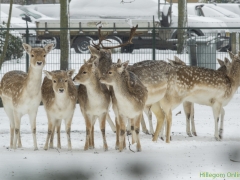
[92,25,138,50]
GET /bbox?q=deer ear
[228,50,236,61]
[92,59,99,71]
[67,69,75,77]
[117,59,121,64]
[84,59,87,64]
[88,46,100,58]
[117,61,129,74]
[174,56,186,65]
[22,43,32,54]
[224,57,231,67]
[167,59,175,66]
[217,59,224,67]
[44,43,54,54]
[43,70,53,80]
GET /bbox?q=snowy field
[0,49,240,180]
[0,94,240,180]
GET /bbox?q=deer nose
[37,61,42,66]
[59,89,64,93]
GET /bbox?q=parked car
[215,3,240,16]
[187,3,240,32]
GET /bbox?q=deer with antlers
[0,43,54,150]
[89,25,177,149]
[153,51,240,143]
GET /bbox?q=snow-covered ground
[0,94,240,180]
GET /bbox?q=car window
[17,6,42,19]
[202,6,225,18]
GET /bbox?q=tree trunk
[0,0,13,70]
[177,0,186,54]
[60,0,69,70]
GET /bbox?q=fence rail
[0,27,239,78]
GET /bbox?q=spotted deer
[100,60,148,152]
[159,57,228,140]
[88,25,173,145]
[153,51,239,143]
[0,43,54,150]
[73,59,110,151]
[41,70,77,150]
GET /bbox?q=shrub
[0,25,23,61]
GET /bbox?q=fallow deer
[153,51,239,143]
[88,25,174,145]
[73,59,110,151]
[41,70,77,150]
[0,43,54,150]
[159,57,227,140]
[100,60,148,152]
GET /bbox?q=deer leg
[159,118,166,141]
[131,119,136,144]
[83,114,91,151]
[144,106,154,135]
[13,111,22,150]
[165,109,172,143]
[56,120,62,149]
[119,115,126,152]
[190,103,197,136]
[28,110,38,150]
[115,117,120,150]
[106,113,116,133]
[99,113,108,151]
[89,116,96,149]
[212,102,222,141]
[18,131,22,148]
[49,125,56,149]
[134,114,142,152]
[183,101,192,137]
[141,114,149,134]
[65,118,73,151]
[44,120,53,150]
[126,118,131,135]
[219,108,225,139]
[5,107,15,148]
[152,102,165,142]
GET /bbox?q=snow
[0,50,240,180]
[0,91,240,180]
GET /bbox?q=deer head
[43,70,75,94]
[22,43,54,69]
[73,59,100,85]
[100,60,129,86]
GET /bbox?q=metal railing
[0,26,239,78]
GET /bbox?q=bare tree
[177,0,187,54]
[60,0,70,70]
[0,0,13,70]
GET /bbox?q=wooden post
[230,32,237,54]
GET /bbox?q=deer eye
[83,71,87,74]
[53,80,56,83]
[43,55,46,57]
[31,55,34,57]
[108,71,112,74]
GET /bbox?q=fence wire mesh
[0,27,239,80]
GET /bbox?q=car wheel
[74,36,93,54]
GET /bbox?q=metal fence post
[26,22,29,72]
[152,16,156,60]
